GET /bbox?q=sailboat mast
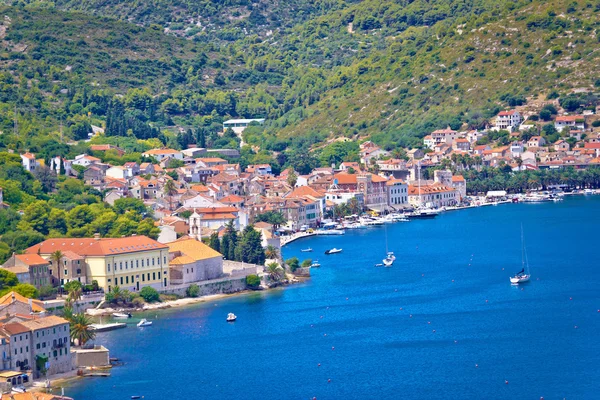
[418,161,422,208]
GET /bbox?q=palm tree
[70,313,96,346]
[164,179,177,211]
[265,245,279,260]
[50,250,64,297]
[68,286,83,304]
[266,262,284,282]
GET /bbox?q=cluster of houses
[419,109,600,171]
[0,291,72,386]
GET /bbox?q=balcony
[52,342,66,349]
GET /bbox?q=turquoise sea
[65,196,600,399]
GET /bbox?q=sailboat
[408,161,439,219]
[382,225,395,267]
[510,226,531,284]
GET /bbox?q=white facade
[105,166,132,180]
[20,153,39,172]
[495,111,522,130]
[387,181,408,207]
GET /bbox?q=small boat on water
[325,248,342,255]
[227,313,237,322]
[113,312,132,319]
[310,261,321,268]
[301,248,313,252]
[510,226,531,285]
[137,319,152,327]
[383,252,395,267]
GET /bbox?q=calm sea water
[65,196,600,400]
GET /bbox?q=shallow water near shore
[65,196,600,399]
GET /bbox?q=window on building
[36,344,40,349]
[164,257,167,264]
[107,264,111,272]
[142,274,145,282]
[42,342,46,348]
[125,261,128,269]
[64,269,68,276]
[153,272,156,280]
[142,259,145,267]
[120,262,123,270]
[136,260,139,268]
[152,258,155,266]
[77,269,81,274]
[120,277,123,285]
[126,276,129,284]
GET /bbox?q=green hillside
[0,0,598,167]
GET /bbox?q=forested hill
[0,0,598,166]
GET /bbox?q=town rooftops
[555,115,584,122]
[498,110,519,116]
[21,152,36,160]
[14,254,48,266]
[408,183,455,195]
[0,322,30,335]
[25,236,167,257]
[452,175,465,182]
[286,186,324,198]
[143,148,180,155]
[19,315,68,330]
[0,291,45,313]
[168,237,222,264]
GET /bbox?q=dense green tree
[239,225,266,265]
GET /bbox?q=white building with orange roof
[167,237,223,284]
[25,236,170,293]
[142,148,183,161]
[408,183,459,209]
[188,206,241,232]
[555,115,585,132]
[196,157,228,168]
[494,110,522,130]
[20,152,39,172]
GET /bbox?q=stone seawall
[160,276,248,297]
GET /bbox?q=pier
[90,323,127,332]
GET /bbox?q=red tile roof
[25,236,167,257]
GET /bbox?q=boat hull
[510,275,530,284]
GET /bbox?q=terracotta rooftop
[168,237,222,264]
[14,254,48,266]
[25,236,167,257]
[0,292,45,313]
[19,315,69,330]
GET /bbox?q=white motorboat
[510,226,531,285]
[227,313,237,322]
[301,248,313,252]
[113,312,132,319]
[137,319,152,327]
[584,189,594,195]
[316,229,345,235]
[388,213,409,222]
[310,261,321,268]
[408,208,439,219]
[325,248,342,255]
